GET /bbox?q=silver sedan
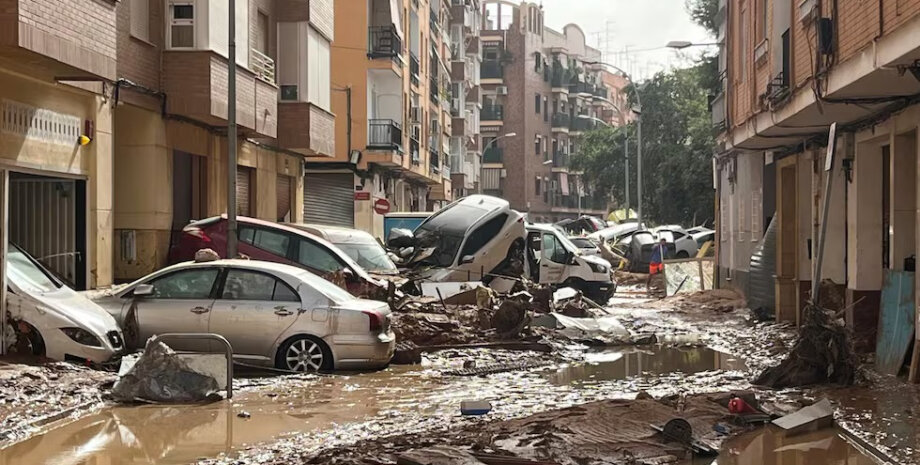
[92,260,395,372]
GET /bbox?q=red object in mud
[728,397,759,414]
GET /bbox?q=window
[535,94,541,114]
[535,177,541,195]
[543,97,548,122]
[148,268,218,299]
[757,0,767,41]
[308,28,331,111]
[168,2,195,48]
[221,269,299,302]
[297,239,345,274]
[542,233,568,263]
[534,53,542,72]
[256,11,270,54]
[535,135,541,155]
[239,227,291,257]
[460,213,509,258]
[130,0,150,42]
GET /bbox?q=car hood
[581,254,613,269]
[10,284,120,336]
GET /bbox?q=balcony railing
[551,113,570,128]
[483,147,503,163]
[410,136,421,165]
[410,53,420,86]
[368,26,402,59]
[551,66,565,87]
[368,119,402,149]
[430,9,440,31]
[570,116,597,132]
[482,104,504,121]
[430,148,441,174]
[481,60,503,79]
[251,49,276,84]
[430,76,439,103]
[569,81,592,94]
[553,151,570,168]
[593,86,608,99]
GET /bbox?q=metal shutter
[277,174,292,221]
[236,167,252,216]
[304,173,354,227]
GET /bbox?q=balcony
[368,119,403,150]
[569,81,593,95]
[430,148,441,175]
[163,51,277,138]
[569,116,597,132]
[482,105,504,121]
[593,86,608,99]
[483,147,503,164]
[410,136,421,165]
[430,8,440,32]
[251,49,276,84]
[551,113,570,132]
[481,60,504,80]
[278,102,335,157]
[552,151,570,170]
[410,53,420,86]
[0,0,117,81]
[368,26,402,59]
[711,91,726,132]
[430,76,440,103]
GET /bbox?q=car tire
[276,335,333,373]
[15,322,45,357]
[676,251,690,259]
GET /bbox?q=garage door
[304,173,354,227]
[236,167,253,217]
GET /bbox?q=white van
[526,224,615,301]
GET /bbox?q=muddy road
[0,289,911,465]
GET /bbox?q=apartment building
[449,0,483,198]
[479,0,615,222]
[714,0,920,354]
[311,0,453,237]
[108,0,335,281]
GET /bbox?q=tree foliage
[573,0,720,226]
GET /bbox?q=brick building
[449,0,483,199]
[479,0,616,222]
[714,0,920,355]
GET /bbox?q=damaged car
[5,243,124,364]
[168,215,387,299]
[92,259,395,372]
[286,223,404,285]
[389,195,527,283]
[526,224,615,301]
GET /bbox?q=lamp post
[480,132,517,193]
[227,0,238,258]
[665,40,721,50]
[585,61,642,227]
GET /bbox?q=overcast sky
[539,0,714,80]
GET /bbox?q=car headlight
[61,327,103,348]
[588,262,607,274]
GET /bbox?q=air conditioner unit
[500,169,507,178]
[496,86,509,95]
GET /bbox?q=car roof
[288,223,378,244]
[163,258,309,276]
[526,223,560,233]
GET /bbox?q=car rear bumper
[329,332,396,370]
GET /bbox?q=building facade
[449,0,483,199]
[313,0,454,238]
[479,0,615,222]
[111,0,335,281]
[714,0,920,353]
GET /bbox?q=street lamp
[666,40,721,49]
[584,61,644,228]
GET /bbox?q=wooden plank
[875,270,916,375]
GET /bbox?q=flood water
[711,426,878,465]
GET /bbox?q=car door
[132,267,220,351]
[539,232,568,284]
[293,237,355,290]
[207,268,302,359]
[237,225,295,264]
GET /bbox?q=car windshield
[570,238,595,248]
[336,242,398,274]
[415,204,487,267]
[7,245,62,293]
[296,270,355,305]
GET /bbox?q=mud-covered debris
[772,398,833,436]
[491,293,531,338]
[194,248,220,262]
[112,341,222,403]
[237,411,252,419]
[399,446,485,465]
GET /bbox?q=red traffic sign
[354,191,371,201]
[374,198,391,215]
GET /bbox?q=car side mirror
[133,284,154,297]
[460,255,475,265]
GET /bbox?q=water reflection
[713,426,876,465]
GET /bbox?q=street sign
[354,191,371,201]
[374,198,391,215]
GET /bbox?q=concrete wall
[717,151,764,294]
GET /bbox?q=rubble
[772,398,834,436]
[111,341,223,403]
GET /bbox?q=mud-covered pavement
[0,288,915,464]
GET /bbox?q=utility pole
[624,131,629,215]
[227,0,238,259]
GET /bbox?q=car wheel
[676,251,690,259]
[276,335,332,373]
[14,322,45,357]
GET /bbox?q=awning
[389,0,405,40]
[559,173,570,195]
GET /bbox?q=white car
[526,224,615,301]
[654,226,699,258]
[568,237,601,256]
[5,244,124,363]
[91,260,395,372]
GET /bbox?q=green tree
[572,0,719,226]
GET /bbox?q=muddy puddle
[546,346,747,386]
[708,425,878,465]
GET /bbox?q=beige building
[312,0,454,238]
[112,0,335,281]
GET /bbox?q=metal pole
[636,113,643,228]
[227,0,238,259]
[812,123,838,306]
[624,132,630,215]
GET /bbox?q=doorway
[775,160,797,323]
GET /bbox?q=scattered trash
[460,401,492,416]
[194,248,220,262]
[772,398,834,437]
[237,411,251,419]
[111,341,222,403]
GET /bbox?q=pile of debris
[646,289,747,314]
